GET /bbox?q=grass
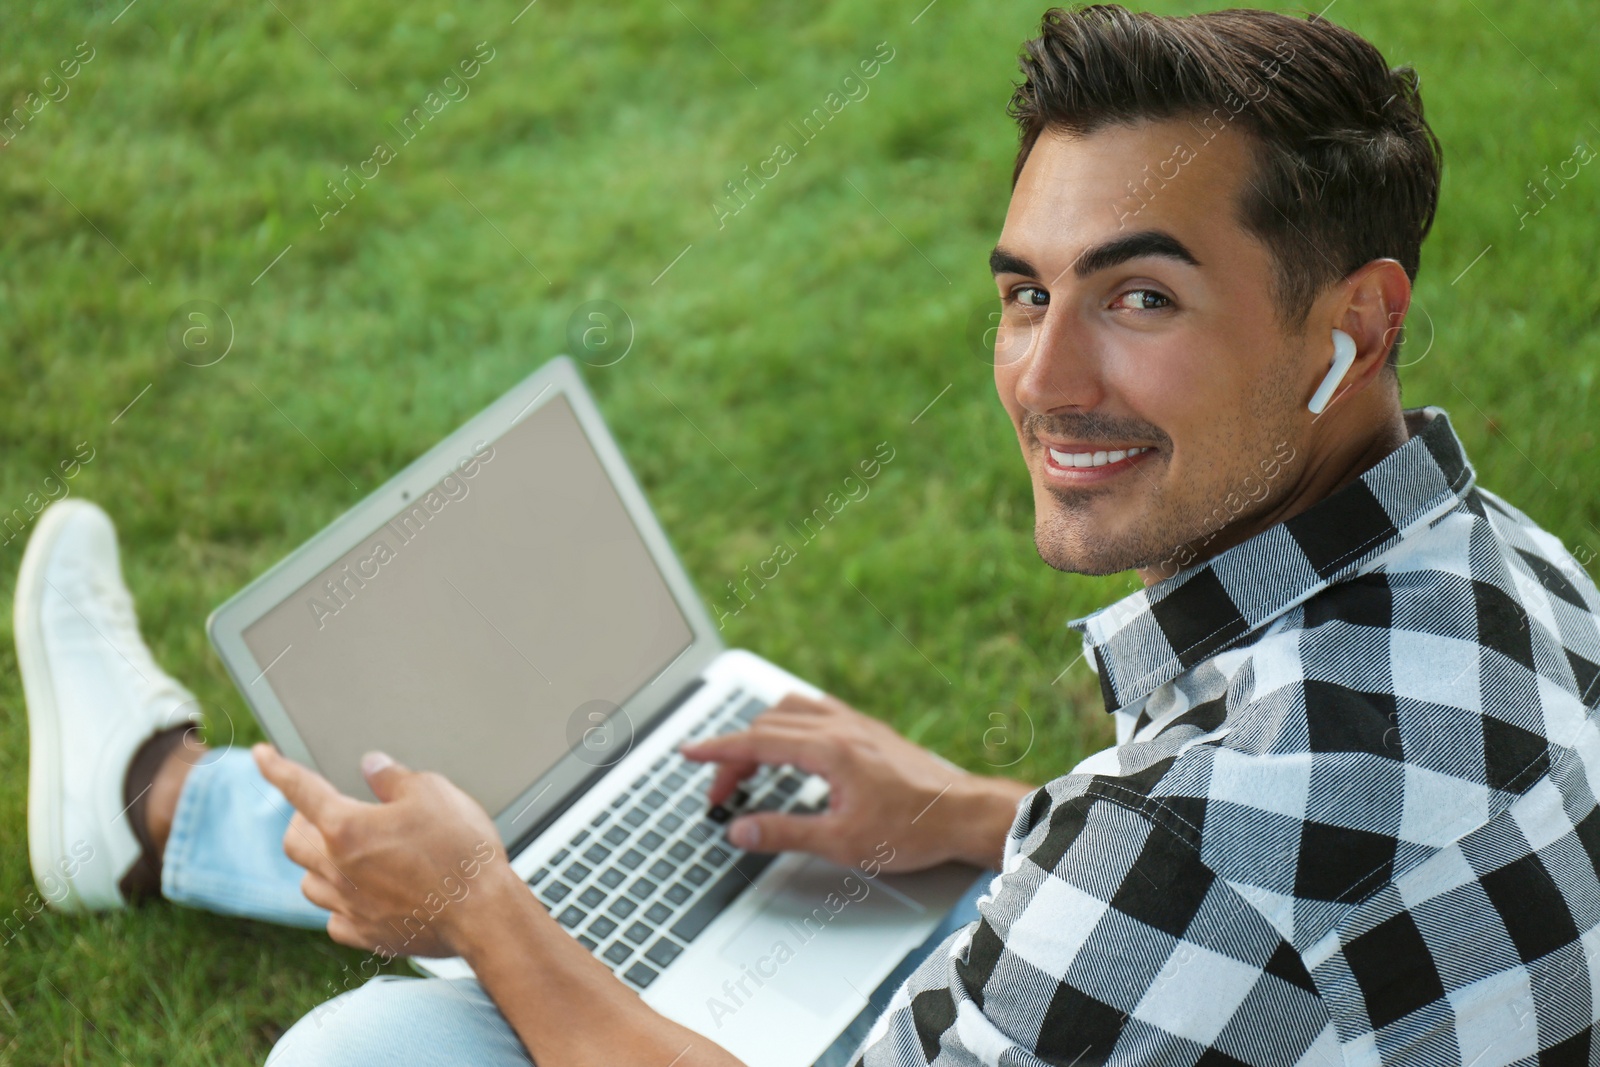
[2,0,1597,1061]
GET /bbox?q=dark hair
[1008,5,1443,373]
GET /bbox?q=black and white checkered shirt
[853,406,1600,1066]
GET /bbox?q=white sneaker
[15,499,204,911]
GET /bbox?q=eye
[1009,285,1049,308]
[1113,288,1172,311]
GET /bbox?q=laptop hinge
[505,675,707,861]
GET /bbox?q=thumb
[360,751,412,802]
[726,810,831,855]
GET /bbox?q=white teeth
[1048,445,1151,468]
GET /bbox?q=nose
[1005,310,1106,416]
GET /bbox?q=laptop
[206,355,979,1065]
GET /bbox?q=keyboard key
[603,826,628,846]
[556,906,585,928]
[563,862,592,883]
[645,902,672,924]
[588,915,618,939]
[570,829,591,846]
[583,843,611,864]
[598,867,626,889]
[684,864,711,886]
[624,921,652,944]
[619,848,646,870]
[608,897,637,919]
[578,886,606,909]
[645,937,683,967]
[651,755,668,772]
[622,808,648,827]
[658,812,684,832]
[649,858,675,880]
[623,961,658,988]
[549,848,570,865]
[610,793,628,809]
[667,842,694,862]
[643,790,666,810]
[704,846,730,867]
[628,877,657,900]
[604,941,632,965]
[639,830,665,851]
[631,775,649,790]
[542,881,571,904]
[577,934,598,951]
[773,774,801,795]
[670,852,775,944]
[734,698,766,723]
[529,867,550,886]
[591,809,610,826]
[664,771,687,790]
[664,883,692,905]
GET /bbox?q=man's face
[992,120,1310,580]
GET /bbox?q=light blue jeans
[165,748,989,1066]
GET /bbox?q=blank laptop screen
[241,393,694,814]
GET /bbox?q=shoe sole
[15,499,96,912]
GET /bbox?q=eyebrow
[989,230,1203,280]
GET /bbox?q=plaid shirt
[853,406,1600,1066]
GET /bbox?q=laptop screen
[239,393,695,815]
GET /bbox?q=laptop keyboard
[526,688,823,991]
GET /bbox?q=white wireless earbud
[1308,328,1357,414]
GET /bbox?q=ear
[1321,259,1412,406]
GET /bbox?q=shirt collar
[1066,405,1476,715]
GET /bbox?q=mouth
[1039,441,1158,484]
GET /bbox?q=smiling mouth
[1037,441,1159,485]
[1044,445,1155,469]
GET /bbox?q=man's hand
[257,744,747,1066]
[677,692,1034,872]
[253,744,516,960]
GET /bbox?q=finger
[300,870,350,913]
[285,812,361,892]
[767,691,838,718]
[254,743,354,826]
[326,912,374,952]
[677,729,832,777]
[282,813,355,889]
[282,811,327,869]
[747,705,834,730]
[705,760,760,806]
[359,750,415,803]
[726,810,839,856]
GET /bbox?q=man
[18,4,1600,1065]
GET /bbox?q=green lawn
[2,0,1597,1062]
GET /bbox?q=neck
[1136,391,1412,587]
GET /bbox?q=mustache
[1022,412,1168,448]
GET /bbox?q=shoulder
[1073,640,1512,947]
